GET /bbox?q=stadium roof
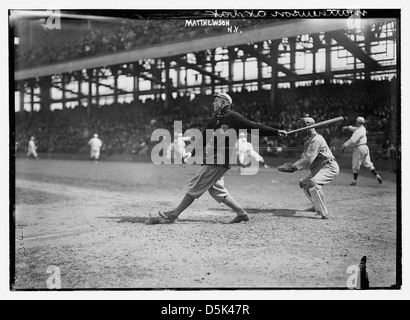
[14,17,394,81]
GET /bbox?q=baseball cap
[93,134,98,138]
[213,92,232,105]
[356,116,365,124]
[299,117,315,127]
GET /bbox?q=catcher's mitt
[277,163,296,173]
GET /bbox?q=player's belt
[322,158,335,166]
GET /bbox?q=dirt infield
[13,158,399,290]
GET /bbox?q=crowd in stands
[16,19,274,69]
[15,80,395,160]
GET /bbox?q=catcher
[278,117,340,219]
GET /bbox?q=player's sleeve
[232,112,279,136]
[293,139,320,170]
[186,123,209,156]
[343,128,361,147]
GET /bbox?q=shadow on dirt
[98,216,225,224]
[247,208,297,216]
[210,207,322,220]
[101,207,323,224]
[108,216,151,224]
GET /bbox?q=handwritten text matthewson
[205,9,367,18]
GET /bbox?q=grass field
[12,157,399,290]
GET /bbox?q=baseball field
[13,156,399,290]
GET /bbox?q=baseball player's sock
[371,169,383,184]
[351,173,358,186]
[174,194,195,216]
[309,187,328,219]
[222,195,247,214]
[222,196,249,223]
[302,188,316,211]
[370,169,378,176]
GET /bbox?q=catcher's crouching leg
[306,181,329,219]
[300,180,316,211]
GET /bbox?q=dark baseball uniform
[185,108,281,202]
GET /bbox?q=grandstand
[12,10,399,169]
[10,9,401,293]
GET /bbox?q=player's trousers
[174,144,186,162]
[300,159,340,189]
[238,151,263,166]
[352,145,375,173]
[27,148,38,158]
[90,148,101,160]
[186,165,230,203]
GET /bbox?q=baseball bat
[286,116,345,135]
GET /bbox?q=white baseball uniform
[343,125,375,173]
[294,133,340,218]
[237,136,265,167]
[27,139,38,159]
[173,134,191,161]
[88,137,102,160]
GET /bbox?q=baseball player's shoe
[158,210,178,222]
[377,175,383,185]
[350,181,357,186]
[314,213,328,219]
[229,214,249,224]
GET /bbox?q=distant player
[164,136,173,162]
[236,132,269,171]
[88,133,102,162]
[26,136,38,159]
[342,116,383,186]
[281,117,340,219]
[165,133,191,164]
[174,132,191,164]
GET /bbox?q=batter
[158,92,287,224]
